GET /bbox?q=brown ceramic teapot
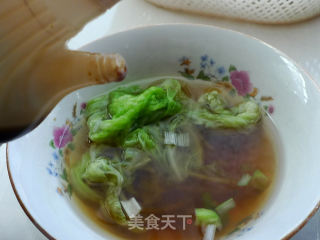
[0,0,126,142]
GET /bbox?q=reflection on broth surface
[65,78,277,240]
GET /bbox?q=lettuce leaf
[86,79,183,143]
[190,91,261,129]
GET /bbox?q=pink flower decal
[268,105,275,114]
[81,102,87,110]
[230,71,252,96]
[53,126,73,149]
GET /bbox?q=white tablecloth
[1,0,320,239]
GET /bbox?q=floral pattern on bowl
[178,55,275,114]
[47,102,87,197]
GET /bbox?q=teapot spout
[0,0,123,141]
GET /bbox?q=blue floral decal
[47,102,87,197]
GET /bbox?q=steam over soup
[65,78,277,240]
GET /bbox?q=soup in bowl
[7,24,320,240]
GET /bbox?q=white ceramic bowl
[7,24,320,240]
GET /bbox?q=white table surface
[1,0,320,239]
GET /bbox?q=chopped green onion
[250,170,269,191]
[237,174,252,187]
[202,224,216,240]
[195,208,222,230]
[215,198,236,217]
[164,131,190,147]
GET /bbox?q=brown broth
[65,78,278,240]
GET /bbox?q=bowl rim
[6,23,320,240]
[6,144,55,240]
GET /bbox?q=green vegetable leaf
[82,157,124,185]
[103,187,127,226]
[69,152,103,203]
[190,94,261,129]
[158,116,203,182]
[86,80,182,143]
[122,148,151,174]
[70,144,152,226]
[123,128,156,152]
[198,91,229,114]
